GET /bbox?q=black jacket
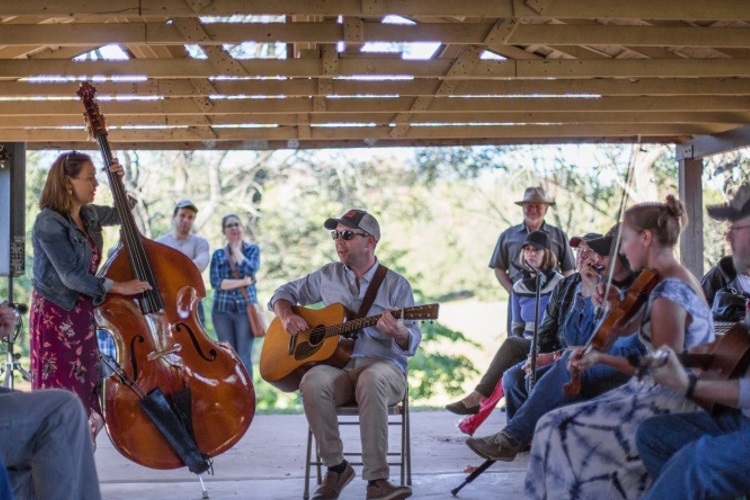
[700,256,749,321]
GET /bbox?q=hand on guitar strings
[640,345,691,392]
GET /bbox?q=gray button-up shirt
[489,221,575,283]
[269,260,421,374]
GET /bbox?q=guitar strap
[351,264,389,321]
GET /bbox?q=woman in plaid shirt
[210,214,261,377]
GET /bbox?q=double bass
[78,82,255,471]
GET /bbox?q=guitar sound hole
[294,326,327,361]
[308,326,326,345]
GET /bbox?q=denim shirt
[31,204,120,311]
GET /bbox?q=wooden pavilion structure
[2,0,750,275]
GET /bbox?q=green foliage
[407,321,480,399]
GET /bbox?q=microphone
[524,260,547,286]
[1,301,28,314]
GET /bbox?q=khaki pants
[300,357,406,481]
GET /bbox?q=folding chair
[303,389,411,499]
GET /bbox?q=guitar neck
[322,309,409,339]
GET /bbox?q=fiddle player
[526,196,715,500]
[156,199,210,324]
[29,151,151,448]
[466,225,646,461]
[0,304,101,500]
[633,186,750,499]
[269,209,420,500]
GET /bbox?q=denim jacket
[32,204,120,311]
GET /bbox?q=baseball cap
[707,183,750,222]
[587,223,620,257]
[522,230,551,251]
[324,209,380,241]
[174,199,198,212]
[569,232,603,248]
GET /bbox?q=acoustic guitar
[259,302,439,392]
[637,320,750,413]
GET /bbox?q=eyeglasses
[726,224,750,236]
[331,230,369,241]
[224,222,241,229]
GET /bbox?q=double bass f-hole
[175,322,218,362]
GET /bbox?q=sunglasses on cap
[331,230,369,241]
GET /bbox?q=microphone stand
[2,277,31,389]
[452,263,545,497]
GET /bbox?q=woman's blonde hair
[624,194,687,247]
[39,151,93,214]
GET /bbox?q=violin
[78,82,255,472]
[563,268,660,396]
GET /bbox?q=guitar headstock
[402,303,439,321]
[77,81,108,138]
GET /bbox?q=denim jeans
[212,309,254,378]
[501,350,631,447]
[637,409,750,499]
[0,388,101,500]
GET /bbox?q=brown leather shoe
[311,463,355,500]
[465,431,523,461]
[366,479,412,500]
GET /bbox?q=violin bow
[594,136,642,325]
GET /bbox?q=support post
[678,157,704,279]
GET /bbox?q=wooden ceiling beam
[507,24,750,49]
[0,122,725,144]
[3,57,750,79]
[3,77,750,98]
[4,0,749,22]
[2,111,748,128]
[5,21,743,49]
[3,95,750,116]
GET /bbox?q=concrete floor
[96,409,528,500]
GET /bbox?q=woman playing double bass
[77,81,254,473]
[30,151,150,447]
[525,196,716,499]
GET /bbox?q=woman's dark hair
[222,214,241,229]
[39,151,94,214]
[624,194,687,247]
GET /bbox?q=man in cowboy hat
[489,186,575,295]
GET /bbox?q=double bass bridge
[147,343,184,367]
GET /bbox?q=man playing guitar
[269,209,420,500]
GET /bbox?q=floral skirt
[29,290,101,417]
